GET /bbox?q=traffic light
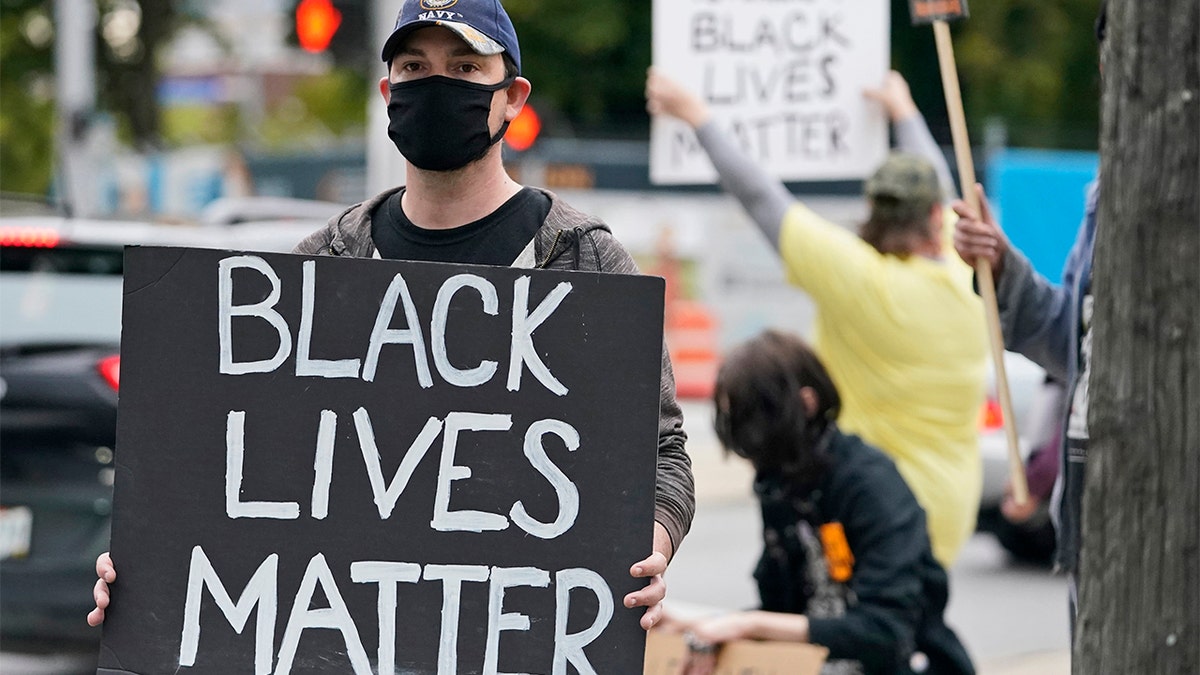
[295,0,342,53]
[505,103,541,152]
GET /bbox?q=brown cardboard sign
[644,631,690,674]
[644,630,828,675]
[908,0,970,24]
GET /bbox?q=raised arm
[865,71,956,200]
[646,68,793,251]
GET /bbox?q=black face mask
[387,75,515,172]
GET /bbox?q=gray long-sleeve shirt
[694,114,955,247]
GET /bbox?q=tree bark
[1077,0,1200,673]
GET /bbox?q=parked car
[976,351,1058,564]
[198,196,345,226]
[0,215,319,651]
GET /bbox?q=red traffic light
[505,103,541,152]
[296,0,342,53]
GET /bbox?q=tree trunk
[1076,0,1200,673]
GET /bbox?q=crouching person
[669,330,974,675]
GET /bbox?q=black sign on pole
[99,246,665,675]
[908,0,970,24]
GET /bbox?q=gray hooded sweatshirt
[293,186,695,551]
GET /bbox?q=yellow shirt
[779,203,988,566]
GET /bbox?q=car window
[0,245,124,346]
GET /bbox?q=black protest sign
[908,0,969,25]
[99,246,665,675]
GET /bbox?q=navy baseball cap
[381,0,521,73]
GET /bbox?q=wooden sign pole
[932,19,1029,504]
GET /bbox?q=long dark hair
[712,330,841,487]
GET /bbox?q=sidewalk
[980,650,1070,674]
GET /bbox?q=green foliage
[1,0,56,194]
[289,68,369,136]
[0,79,56,194]
[253,69,370,150]
[2,0,374,194]
[889,0,1102,149]
[507,0,652,135]
[505,0,1104,149]
[953,0,1104,149]
[162,104,240,146]
[0,0,1107,199]
[159,70,368,150]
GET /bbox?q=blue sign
[158,76,226,105]
[986,148,1098,281]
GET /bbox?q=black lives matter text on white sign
[99,247,664,675]
[650,0,890,185]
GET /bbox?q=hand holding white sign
[645,67,712,130]
[862,71,921,123]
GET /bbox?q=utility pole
[54,0,98,216]
[366,0,405,197]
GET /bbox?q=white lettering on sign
[350,561,422,675]
[195,254,627,671]
[423,564,491,674]
[217,257,570,396]
[180,546,278,675]
[219,256,292,375]
[432,274,501,387]
[553,567,614,675]
[508,276,571,396]
[353,409,444,519]
[297,260,362,378]
[226,410,300,520]
[179,549,617,675]
[510,419,581,539]
[364,271,432,386]
[276,553,372,675]
[483,566,551,674]
[432,412,514,533]
[224,406,582,537]
[310,410,338,520]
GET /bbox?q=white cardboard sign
[651,0,891,185]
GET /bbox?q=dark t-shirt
[371,187,550,265]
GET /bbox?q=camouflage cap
[864,152,942,220]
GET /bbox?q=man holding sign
[646,69,988,567]
[90,0,694,659]
[289,0,695,591]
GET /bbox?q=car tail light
[0,226,60,248]
[979,397,1004,430]
[98,355,120,391]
